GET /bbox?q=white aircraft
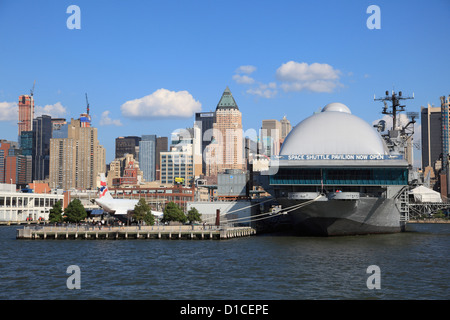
[94,177,163,221]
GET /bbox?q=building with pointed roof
[207,87,246,179]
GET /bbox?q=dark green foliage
[49,200,63,223]
[133,198,155,225]
[64,199,87,223]
[162,201,186,223]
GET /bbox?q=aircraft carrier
[265,91,417,236]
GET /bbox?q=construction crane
[30,80,36,97]
[85,93,90,115]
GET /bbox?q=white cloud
[276,61,342,93]
[99,110,123,126]
[232,74,255,84]
[121,88,202,119]
[235,65,257,74]
[246,82,277,98]
[35,102,67,118]
[0,101,18,121]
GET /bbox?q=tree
[133,198,155,225]
[163,201,186,223]
[186,207,202,224]
[64,199,87,223]
[49,200,63,223]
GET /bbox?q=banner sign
[274,154,404,161]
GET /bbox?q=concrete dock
[16,225,256,240]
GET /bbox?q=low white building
[0,183,64,222]
[186,200,252,227]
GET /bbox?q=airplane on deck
[94,177,163,222]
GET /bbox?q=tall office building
[49,117,105,190]
[32,115,52,181]
[155,136,168,181]
[441,95,450,160]
[139,135,157,182]
[421,104,442,171]
[280,115,292,140]
[115,136,141,159]
[209,87,245,175]
[18,94,34,139]
[195,111,216,174]
[261,119,282,156]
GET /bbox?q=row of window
[270,167,408,185]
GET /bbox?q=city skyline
[1,1,449,165]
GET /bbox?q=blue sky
[0,0,449,164]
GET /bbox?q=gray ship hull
[277,197,405,236]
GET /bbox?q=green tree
[49,200,63,223]
[133,198,155,225]
[186,207,202,224]
[64,199,87,223]
[163,201,186,223]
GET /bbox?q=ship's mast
[374,90,416,156]
[375,90,414,130]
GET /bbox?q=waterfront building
[49,117,105,190]
[186,200,252,227]
[0,183,64,222]
[217,169,249,201]
[109,185,195,212]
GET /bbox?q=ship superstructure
[267,93,416,236]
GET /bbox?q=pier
[16,225,256,240]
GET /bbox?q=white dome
[321,102,351,114]
[280,104,388,155]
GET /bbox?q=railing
[24,224,221,233]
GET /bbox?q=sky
[0,0,449,166]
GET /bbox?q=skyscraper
[195,111,215,174]
[18,94,34,139]
[441,95,450,160]
[209,87,245,175]
[155,136,168,181]
[49,117,105,190]
[115,136,141,159]
[280,115,292,140]
[421,104,442,171]
[139,135,157,182]
[33,115,52,181]
[261,119,282,156]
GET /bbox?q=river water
[0,223,448,300]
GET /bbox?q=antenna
[85,93,90,115]
[374,90,414,130]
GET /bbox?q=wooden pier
[16,225,256,240]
